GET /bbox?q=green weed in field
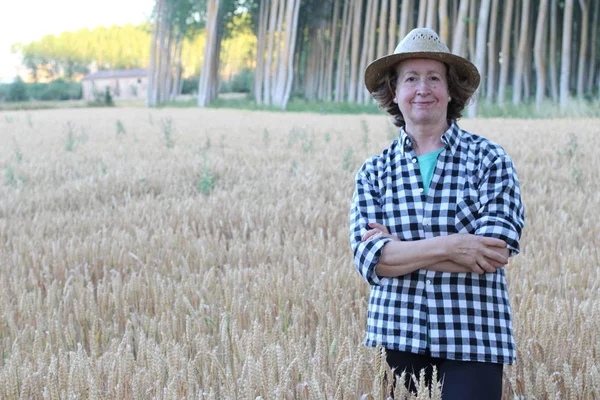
[361,120,370,149]
[160,117,175,148]
[4,165,26,187]
[116,120,126,135]
[12,138,22,163]
[343,147,354,172]
[196,153,216,195]
[65,121,77,152]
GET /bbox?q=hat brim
[364,52,480,95]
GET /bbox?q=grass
[3,92,600,118]
[0,108,598,398]
[159,93,600,118]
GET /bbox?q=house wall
[82,76,148,101]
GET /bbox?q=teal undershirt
[416,147,443,348]
[417,148,444,196]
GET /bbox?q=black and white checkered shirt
[349,121,525,364]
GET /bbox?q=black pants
[385,349,503,400]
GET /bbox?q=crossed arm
[351,154,523,281]
[362,222,510,277]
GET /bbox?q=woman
[349,28,525,399]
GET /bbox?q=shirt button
[419,188,424,193]
[423,218,430,226]
[426,280,432,285]
[412,158,418,163]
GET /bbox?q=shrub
[181,77,199,95]
[7,78,28,102]
[220,68,253,93]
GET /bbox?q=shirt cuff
[354,237,393,286]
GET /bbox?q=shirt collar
[398,120,461,156]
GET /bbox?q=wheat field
[0,107,598,399]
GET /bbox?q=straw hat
[364,28,480,94]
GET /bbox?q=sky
[0,0,155,81]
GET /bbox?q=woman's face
[394,58,450,129]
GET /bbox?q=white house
[81,69,147,101]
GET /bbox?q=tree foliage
[12,25,152,81]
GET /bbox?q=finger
[471,262,486,275]
[477,259,497,274]
[483,248,508,265]
[486,257,505,270]
[362,229,381,241]
[368,222,390,234]
[479,236,507,248]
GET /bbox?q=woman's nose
[416,84,431,95]
[416,79,431,94]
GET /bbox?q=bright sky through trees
[0,0,154,80]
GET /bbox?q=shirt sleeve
[475,154,525,256]
[349,161,393,286]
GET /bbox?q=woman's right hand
[443,233,509,274]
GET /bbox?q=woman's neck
[404,121,449,155]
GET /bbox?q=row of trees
[12,0,600,111]
[11,25,153,81]
[190,0,599,110]
[146,0,253,106]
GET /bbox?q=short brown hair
[371,62,476,127]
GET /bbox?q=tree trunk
[209,23,223,102]
[399,0,412,41]
[263,0,279,106]
[146,0,160,107]
[534,0,549,104]
[523,4,533,100]
[418,0,427,28]
[254,0,267,105]
[156,0,169,105]
[318,21,328,100]
[586,0,598,94]
[438,0,450,44]
[497,0,514,104]
[160,23,173,104]
[549,0,559,101]
[357,0,376,105]
[170,32,184,101]
[467,0,490,116]
[347,0,363,103]
[576,0,588,97]
[468,0,476,60]
[378,0,389,58]
[486,0,499,102]
[388,0,398,52]
[281,0,301,109]
[272,0,286,104]
[512,0,529,105]
[426,0,437,30]
[325,0,340,102]
[335,0,352,102]
[451,0,469,57]
[560,0,574,107]
[366,0,379,103]
[198,0,221,107]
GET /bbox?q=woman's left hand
[361,222,400,242]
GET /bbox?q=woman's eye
[406,77,416,82]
